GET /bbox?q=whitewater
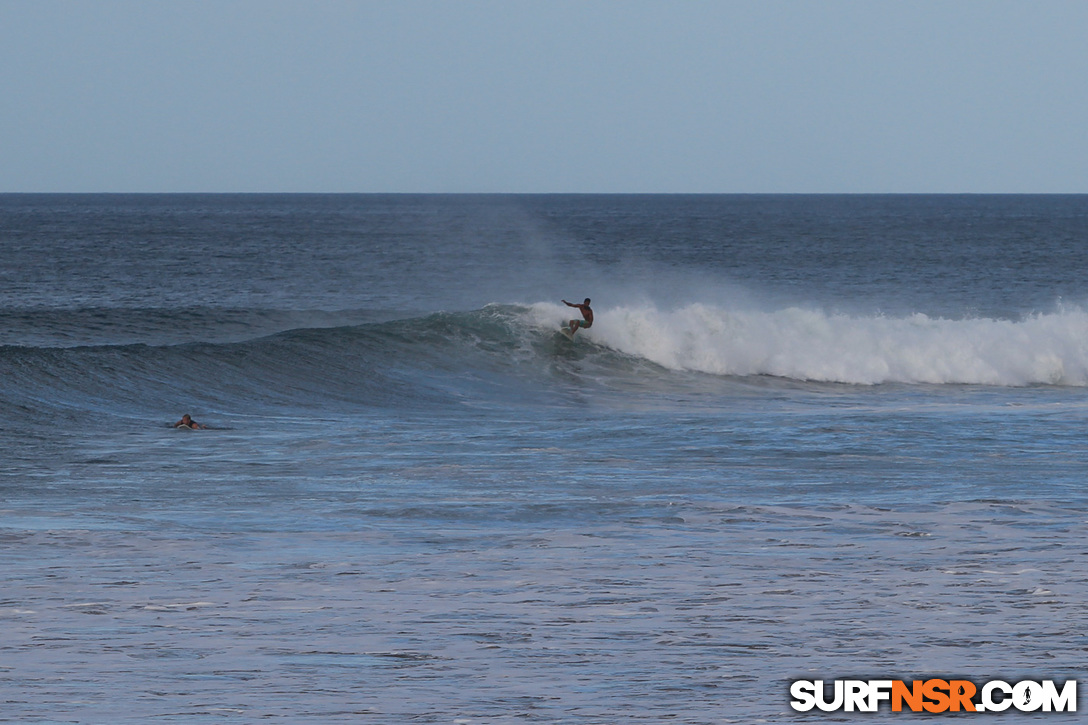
[2,194,1087,723]
[531,301,1088,385]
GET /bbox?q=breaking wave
[530,301,1088,386]
[5,301,1088,424]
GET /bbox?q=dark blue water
[2,195,1087,722]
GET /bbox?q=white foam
[529,301,1088,385]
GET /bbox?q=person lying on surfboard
[562,298,593,336]
[173,414,204,429]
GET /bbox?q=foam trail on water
[528,302,1088,386]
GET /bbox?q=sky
[1,1,1086,193]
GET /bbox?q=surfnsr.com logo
[790,679,1077,713]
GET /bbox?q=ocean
[2,194,1087,722]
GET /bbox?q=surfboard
[559,325,575,340]
[175,424,194,430]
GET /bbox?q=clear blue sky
[2,1,1086,193]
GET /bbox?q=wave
[0,305,588,418]
[4,302,1088,423]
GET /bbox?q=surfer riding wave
[563,298,593,337]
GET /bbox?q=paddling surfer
[173,414,204,430]
[562,298,593,336]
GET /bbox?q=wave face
[0,305,594,420]
[6,301,1088,427]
